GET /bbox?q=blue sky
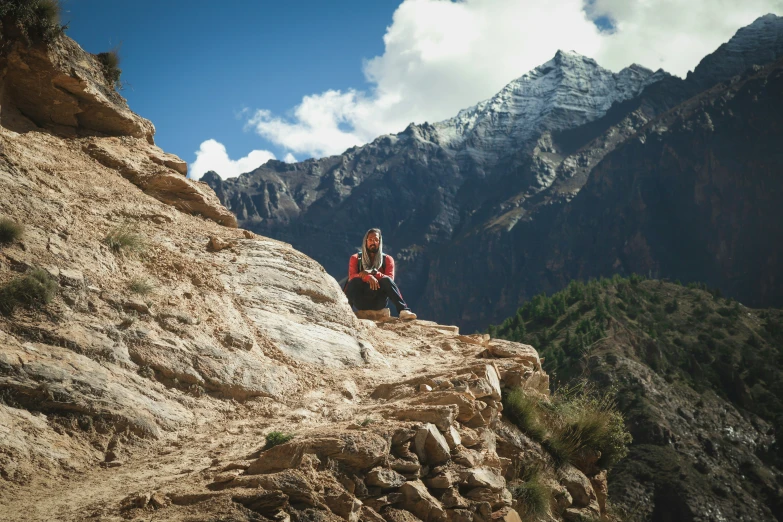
[64,0,397,170]
[63,0,782,179]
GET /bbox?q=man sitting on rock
[346,228,417,320]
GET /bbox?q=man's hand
[368,275,380,290]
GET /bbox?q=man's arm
[377,255,395,280]
[348,254,363,281]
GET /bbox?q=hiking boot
[399,309,417,321]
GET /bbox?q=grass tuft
[503,388,546,442]
[264,431,294,449]
[104,225,144,254]
[0,267,57,315]
[128,277,155,295]
[0,218,24,244]
[96,47,122,90]
[509,466,550,517]
[503,383,632,471]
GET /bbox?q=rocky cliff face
[206,15,783,331]
[1,28,610,522]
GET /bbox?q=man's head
[365,228,381,253]
[361,228,384,271]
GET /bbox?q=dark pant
[346,277,409,313]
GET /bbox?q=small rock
[246,442,305,475]
[121,492,150,510]
[463,468,506,491]
[590,470,608,515]
[207,236,234,252]
[366,467,406,488]
[393,405,457,431]
[489,508,523,522]
[441,488,470,509]
[558,464,596,508]
[400,480,446,522]
[413,423,451,466]
[355,308,391,321]
[459,427,481,447]
[323,489,362,522]
[150,492,170,509]
[425,470,458,489]
[59,268,84,287]
[123,300,150,315]
[419,384,433,392]
[444,426,461,449]
[341,379,359,400]
[221,330,255,351]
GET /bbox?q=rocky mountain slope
[206,14,783,331]
[450,52,783,332]
[203,48,665,311]
[492,277,783,521]
[1,16,619,522]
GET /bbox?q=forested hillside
[491,276,783,520]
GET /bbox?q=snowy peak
[431,50,661,159]
[688,13,783,89]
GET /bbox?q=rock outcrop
[0,34,154,141]
[0,31,234,227]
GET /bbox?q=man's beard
[367,245,379,253]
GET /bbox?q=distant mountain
[206,14,783,331]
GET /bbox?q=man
[345,228,417,320]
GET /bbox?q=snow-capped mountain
[432,50,665,161]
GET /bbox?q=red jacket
[348,253,395,283]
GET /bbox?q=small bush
[0,218,24,244]
[0,0,64,43]
[510,467,550,517]
[265,431,294,449]
[128,277,155,295]
[96,47,122,90]
[0,268,57,315]
[547,383,632,469]
[503,388,546,442]
[104,225,143,253]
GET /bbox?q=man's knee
[379,277,393,288]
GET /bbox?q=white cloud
[283,153,298,163]
[190,139,275,180]
[247,0,782,159]
[589,0,783,74]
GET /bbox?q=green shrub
[503,388,546,442]
[0,218,24,244]
[128,277,155,295]
[0,0,63,43]
[0,268,57,315]
[104,225,143,253]
[547,383,632,469]
[264,431,294,449]
[510,467,550,517]
[96,47,122,90]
